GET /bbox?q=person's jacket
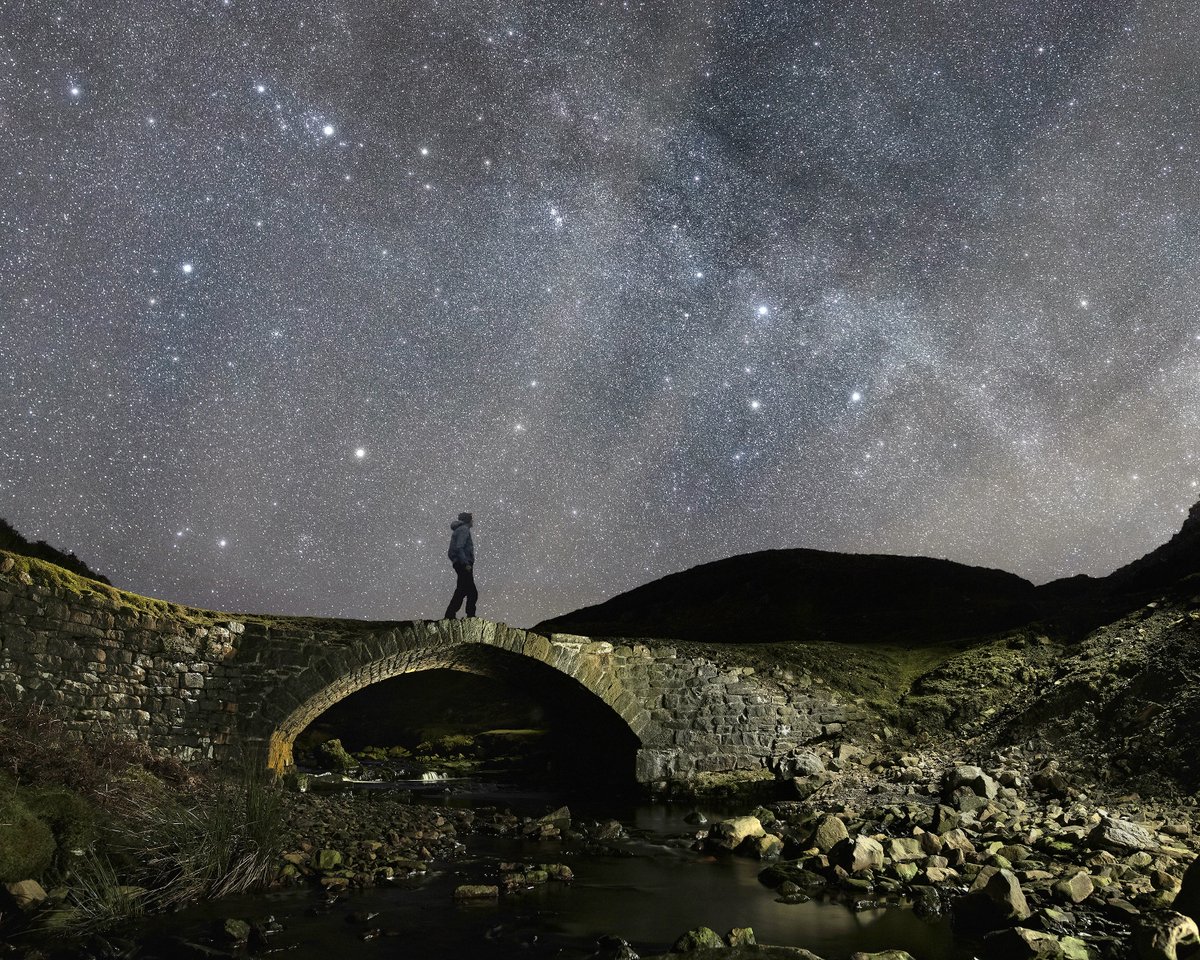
[447,520,474,567]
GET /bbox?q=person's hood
[450,519,469,530]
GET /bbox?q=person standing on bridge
[444,511,478,619]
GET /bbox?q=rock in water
[850,952,917,960]
[595,935,640,960]
[219,919,252,944]
[709,816,765,850]
[454,884,499,899]
[1088,816,1159,853]
[671,927,724,951]
[725,927,756,946]
[538,806,572,831]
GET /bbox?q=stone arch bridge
[0,555,853,785]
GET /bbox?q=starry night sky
[2,1,1198,627]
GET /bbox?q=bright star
[355,448,366,459]
[323,124,335,137]
[70,86,81,97]
[749,399,762,410]
[181,263,194,274]
[757,305,769,316]
[218,539,227,548]
[850,391,863,403]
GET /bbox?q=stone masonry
[0,551,854,785]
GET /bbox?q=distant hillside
[538,501,1200,646]
[0,518,110,585]
[536,549,1038,645]
[1103,500,1200,594]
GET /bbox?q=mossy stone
[0,791,56,882]
[672,927,724,951]
[26,786,97,854]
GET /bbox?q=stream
[130,770,976,960]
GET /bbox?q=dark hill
[535,549,1038,645]
[1103,499,1200,594]
[0,518,110,586]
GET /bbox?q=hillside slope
[537,548,1038,645]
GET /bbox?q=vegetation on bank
[0,699,285,940]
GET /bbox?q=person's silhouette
[444,511,478,618]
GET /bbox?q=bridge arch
[255,619,653,773]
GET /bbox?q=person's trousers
[445,564,478,618]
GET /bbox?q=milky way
[2,1,1198,626]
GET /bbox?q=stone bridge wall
[0,552,854,785]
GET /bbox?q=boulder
[940,828,977,862]
[4,879,47,910]
[595,935,641,960]
[311,849,343,871]
[982,927,1079,959]
[748,834,783,860]
[888,837,924,863]
[775,751,825,779]
[595,935,640,960]
[710,817,766,851]
[454,884,499,899]
[758,863,827,896]
[219,919,252,944]
[1088,816,1158,853]
[810,814,848,853]
[1176,857,1200,925]
[1032,766,1071,797]
[831,835,885,874]
[948,764,999,800]
[1052,872,1094,904]
[725,927,756,946]
[313,738,358,772]
[1133,911,1200,960]
[977,868,1032,921]
[850,953,916,960]
[956,866,1032,932]
[538,806,572,831]
[671,926,724,951]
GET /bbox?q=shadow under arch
[262,633,646,784]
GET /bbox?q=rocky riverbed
[256,738,1200,960]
